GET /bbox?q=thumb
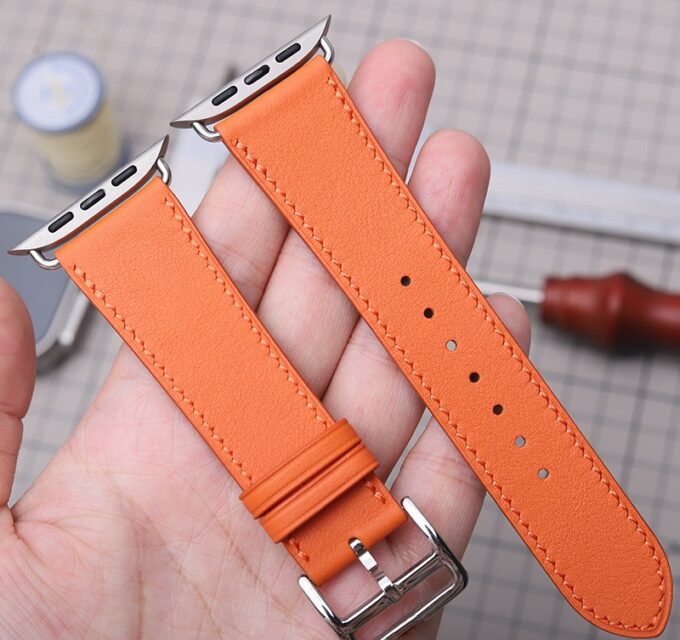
[0,278,35,514]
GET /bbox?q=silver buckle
[169,16,334,142]
[299,498,467,640]
[8,136,171,270]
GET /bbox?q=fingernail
[402,38,425,50]
[490,291,525,309]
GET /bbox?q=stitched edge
[229,144,394,514]
[73,257,317,568]
[67,194,395,570]
[161,193,392,563]
[229,75,667,629]
[70,265,254,482]
[287,536,310,563]
[162,196,329,432]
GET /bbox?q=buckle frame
[8,136,171,270]
[169,16,334,142]
[299,497,467,640]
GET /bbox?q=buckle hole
[400,275,411,287]
[538,468,549,480]
[423,307,434,319]
[493,404,503,415]
[469,372,480,383]
[515,436,526,448]
[446,340,457,352]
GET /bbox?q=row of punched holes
[400,274,549,480]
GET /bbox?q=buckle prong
[299,497,467,640]
[349,539,400,600]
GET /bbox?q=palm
[0,41,530,639]
[12,363,317,637]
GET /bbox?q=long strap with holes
[215,56,672,637]
[55,176,406,585]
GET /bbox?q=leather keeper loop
[240,420,379,542]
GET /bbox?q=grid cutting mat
[2,1,679,638]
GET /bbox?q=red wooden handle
[541,272,680,349]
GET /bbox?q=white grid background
[1,1,679,638]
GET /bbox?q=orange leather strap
[55,177,406,585]
[216,56,672,636]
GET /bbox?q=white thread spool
[13,52,123,187]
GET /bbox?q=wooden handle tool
[477,272,680,349]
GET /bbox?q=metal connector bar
[170,16,333,141]
[9,136,171,270]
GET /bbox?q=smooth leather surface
[55,177,406,584]
[217,55,673,636]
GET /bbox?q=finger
[256,39,436,394]
[323,130,491,476]
[390,293,531,561]
[349,39,436,177]
[407,130,489,265]
[0,279,35,510]
[190,158,291,308]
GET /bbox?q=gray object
[0,207,89,370]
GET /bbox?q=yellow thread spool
[13,52,123,186]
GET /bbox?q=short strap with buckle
[10,136,468,639]
[171,16,672,638]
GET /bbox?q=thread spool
[13,52,123,187]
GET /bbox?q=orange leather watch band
[55,176,406,585]
[216,56,672,636]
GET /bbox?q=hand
[0,40,530,639]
